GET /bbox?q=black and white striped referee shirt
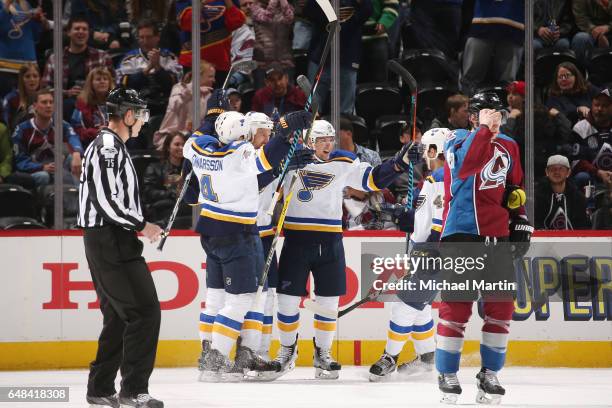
[77,128,146,231]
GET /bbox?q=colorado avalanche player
[437,93,532,404]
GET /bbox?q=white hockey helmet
[215,111,249,144]
[244,111,274,141]
[421,128,451,158]
[305,119,335,145]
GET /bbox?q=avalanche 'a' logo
[479,145,510,190]
[297,170,334,201]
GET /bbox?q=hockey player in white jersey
[369,128,451,381]
[185,109,313,381]
[273,120,422,380]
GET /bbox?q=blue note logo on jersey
[297,170,335,201]
[480,145,510,190]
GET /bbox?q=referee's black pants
[83,225,161,398]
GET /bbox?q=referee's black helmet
[106,87,147,118]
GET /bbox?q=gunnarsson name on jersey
[192,156,223,171]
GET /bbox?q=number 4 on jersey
[200,174,218,202]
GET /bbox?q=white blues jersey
[282,150,399,242]
[410,167,444,244]
[183,134,287,236]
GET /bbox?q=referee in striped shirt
[78,87,164,408]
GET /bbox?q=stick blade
[296,75,312,96]
[387,60,417,93]
[235,59,259,72]
[314,0,337,23]
[303,299,338,319]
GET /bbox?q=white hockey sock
[240,291,267,351]
[259,288,276,356]
[313,296,338,351]
[212,293,253,357]
[411,305,435,356]
[277,294,301,347]
[199,288,225,342]
[385,301,418,356]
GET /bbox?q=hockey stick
[296,75,312,97]
[266,1,338,216]
[158,61,256,251]
[221,60,258,90]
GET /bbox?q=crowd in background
[0,0,610,230]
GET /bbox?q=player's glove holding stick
[393,142,423,172]
[273,110,313,141]
[273,148,315,176]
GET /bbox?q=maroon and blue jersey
[442,126,524,238]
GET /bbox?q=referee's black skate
[438,372,462,404]
[476,367,505,405]
[197,339,211,371]
[313,338,341,379]
[118,393,163,408]
[87,394,119,408]
[233,337,281,381]
[368,352,398,382]
[397,351,434,376]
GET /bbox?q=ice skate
[438,372,462,404]
[87,394,119,408]
[118,393,163,408]
[197,339,211,371]
[231,337,281,381]
[397,351,434,377]
[263,336,298,381]
[475,367,505,405]
[368,352,398,382]
[197,348,233,382]
[313,338,341,379]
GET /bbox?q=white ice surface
[0,367,610,408]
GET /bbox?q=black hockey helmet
[468,92,505,114]
[106,87,148,120]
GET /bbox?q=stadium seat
[0,184,36,218]
[40,186,81,228]
[0,216,46,230]
[415,85,458,128]
[355,83,403,129]
[131,150,162,187]
[293,49,309,84]
[588,48,612,87]
[534,49,579,88]
[400,49,459,87]
[375,115,409,156]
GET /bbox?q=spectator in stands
[503,80,525,139]
[176,0,245,84]
[292,0,312,51]
[251,0,294,89]
[2,62,40,132]
[42,16,114,121]
[570,87,612,189]
[226,88,243,112]
[460,0,524,96]
[154,60,216,149]
[143,131,190,224]
[70,67,114,149]
[64,0,126,50]
[545,62,600,124]
[429,93,469,131]
[338,116,381,165]
[0,0,49,98]
[305,0,372,114]
[535,154,590,230]
[228,0,256,88]
[571,0,612,69]
[359,0,399,83]
[251,64,306,116]
[533,0,575,52]
[0,0,48,98]
[533,103,573,177]
[408,0,463,60]
[591,188,612,229]
[11,89,83,186]
[0,120,33,187]
[116,19,183,117]
[127,0,180,53]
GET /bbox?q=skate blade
[90,405,117,408]
[440,392,459,404]
[243,370,282,382]
[476,390,502,405]
[397,364,434,378]
[198,370,244,383]
[315,367,339,379]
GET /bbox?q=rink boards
[0,230,610,370]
